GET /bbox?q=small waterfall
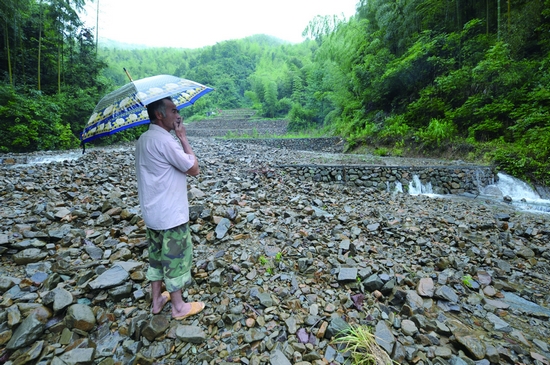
[394,181,403,193]
[404,172,550,214]
[479,173,550,214]
[484,173,540,200]
[386,180,404,195]
[409,175,433,195]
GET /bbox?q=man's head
[147,97,172,123]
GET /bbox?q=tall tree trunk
[497,0,501,40]
[95,0,99,55]
[456,0,460,30]
[58,47,61,94]
[57,22,61,94]
[38,0,42,91]
[4,22,13,85]
[507,0,510,30]
[486,0,489,35]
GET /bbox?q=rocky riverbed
[0,137,549,365]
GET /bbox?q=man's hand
[174,120,186,140]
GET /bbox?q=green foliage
[288,103,317,132]
[462,275,474,288]
[379,114,411,144]
[490,136,550,186]
[414,118,457,148]
[0,86,79,152]
[373,147,390,157]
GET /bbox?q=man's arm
[174,121,200,176]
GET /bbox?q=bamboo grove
[1,0,549,185]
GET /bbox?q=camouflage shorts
[146,223,193,293]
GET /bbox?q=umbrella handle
[123,68,134,82]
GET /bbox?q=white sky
[81,0,358,49]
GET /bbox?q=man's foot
[152,291,171,315]
[173,302,205,320]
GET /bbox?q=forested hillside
[1,0,549,185]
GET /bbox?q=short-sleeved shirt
[135,124,195,230]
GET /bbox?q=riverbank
[0,137,549,364]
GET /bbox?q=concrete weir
[185,116,496,195]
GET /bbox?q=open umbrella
[81,74,213,144]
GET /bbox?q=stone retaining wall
[186,119,288,138]
[276,164,496,195]
[230,137,345,153]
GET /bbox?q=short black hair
[146,97,172,122]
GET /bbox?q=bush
[414,118,457,148]
[287,103,317,132]
[0,86,80,152]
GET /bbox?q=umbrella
[81,74,213,144]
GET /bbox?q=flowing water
[405,172,550,214]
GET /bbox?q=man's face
[157,99,181,131]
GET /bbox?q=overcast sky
[81,0,358,49]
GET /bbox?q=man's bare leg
[151,280,170,314]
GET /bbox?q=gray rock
[326,315,350,339]
[401,319,418,336]
[486,312,512,332]
[455,335,486,360]
[54,207,71,219]
[13,248,47,264]
[435,285,459,303]
[142,316,170,341]
[215,218,231,239]
[417,277,435,297]
[64,304,96,332]
[175,325,207,343]
[52,287,74,312]
[363,273,384,292]
[108,282,133,301]
[244,328,266,343]
[374,320,395,355]
[6,310,47,350]
[0,233,9,245]
[405,290,425,313]
[337,267,357,282]
[10,238,46,249]
[270,349,292,365]
[0,276,18,292]
[57,348,95,364]
[88,265,129,290]
[257,292,275,307]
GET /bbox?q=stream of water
[406,172,550,214]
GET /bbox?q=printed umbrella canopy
[81,74,213,143]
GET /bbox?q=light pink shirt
[135,124,195,230]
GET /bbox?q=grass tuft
[331,325,395,365]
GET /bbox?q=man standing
[135,96,204,320]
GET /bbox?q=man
[135,96,204,320]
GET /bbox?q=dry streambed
[0,138,549,365]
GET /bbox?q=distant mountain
[98,39,157,50]
[98,34,292,50]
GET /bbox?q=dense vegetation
[1,0,549,186]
